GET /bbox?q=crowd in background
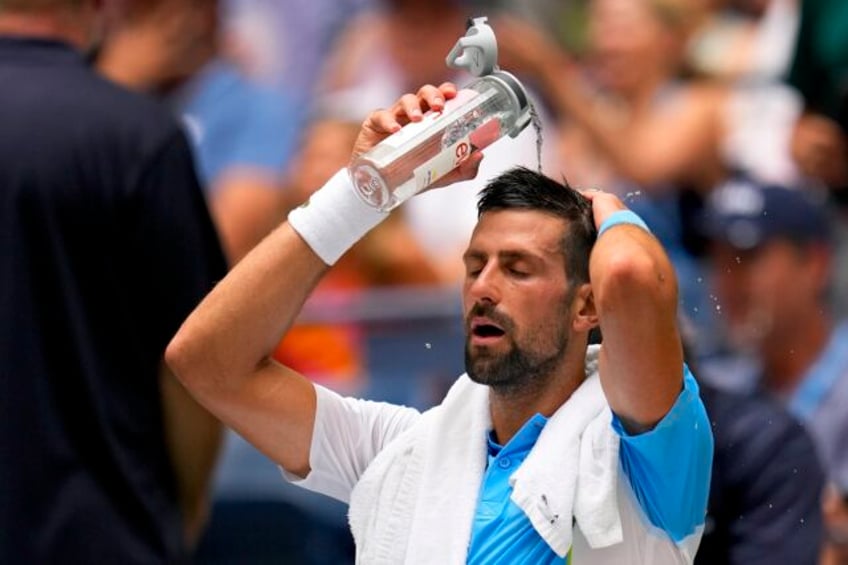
[4,0,847,562]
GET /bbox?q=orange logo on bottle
[455,141,470,160]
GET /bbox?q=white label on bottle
[412,133,472,191]
[381,89,480,149]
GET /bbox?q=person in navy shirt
[0,1,227,562]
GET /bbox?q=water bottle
[349,17,532,212]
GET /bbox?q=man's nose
[467,264,501,305]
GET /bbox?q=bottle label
[412,132,474,191]
[381,88,481,149]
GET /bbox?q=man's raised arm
[584,191,684,433]
[165,83,481,477]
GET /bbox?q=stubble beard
[464,306,569,397]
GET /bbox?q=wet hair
[477,166,597,285]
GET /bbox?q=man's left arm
[586,191,684,431]
[585,192,713,546]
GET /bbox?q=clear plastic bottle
[349,70,532,212]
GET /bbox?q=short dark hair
[477,166,597,285]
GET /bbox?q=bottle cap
[446,16,498,77]
[446,17,531,138]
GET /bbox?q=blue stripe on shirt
[612,365,713,542]
[467,364,712,562]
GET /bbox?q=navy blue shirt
[0,37,226,564]
[696,383,824,564]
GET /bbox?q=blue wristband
[597,210,650,238]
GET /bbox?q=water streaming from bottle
[528,101,544,173]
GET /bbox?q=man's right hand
[350,82,483,188]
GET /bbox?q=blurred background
[89,0,848,562]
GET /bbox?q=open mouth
[470,319,506,344]
[473,324,505,338]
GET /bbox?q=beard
[464,303,569,396]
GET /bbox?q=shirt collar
[486,413,548,459]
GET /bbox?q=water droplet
[735,256,742,264]
[696,277,703,283]
[424,343,432,349]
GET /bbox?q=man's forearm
[585,198,683,432]
[165,82,472,474]
[167,221,328,395]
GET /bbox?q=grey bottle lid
[445,17,499,77]
[446,17,531,138]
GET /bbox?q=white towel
[510,367,623,555]
[348,344,622,563]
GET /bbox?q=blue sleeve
[613,365,714,542]
[182,63,301,188]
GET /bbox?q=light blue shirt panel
[467,365,711,563]
[613,365,713,542]
[789,321,848,421]
[467,413,566,565]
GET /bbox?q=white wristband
[288,168,389,265]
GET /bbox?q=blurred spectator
[98,0,299,264]
[0,1,227,563]
[787,0,848,193]
[696,380,825,563]
[483,0,590,55]
[687,0,800,82]
[496,0,720,191]
[785,0,848,321]
[317,0,471,107]
[224,0,375,108]
[699,177,848,564]
[823,483,848,565]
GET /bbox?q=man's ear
[572,283,599,333]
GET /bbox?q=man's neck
[0,10,89,50]
[488,350,587,446]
